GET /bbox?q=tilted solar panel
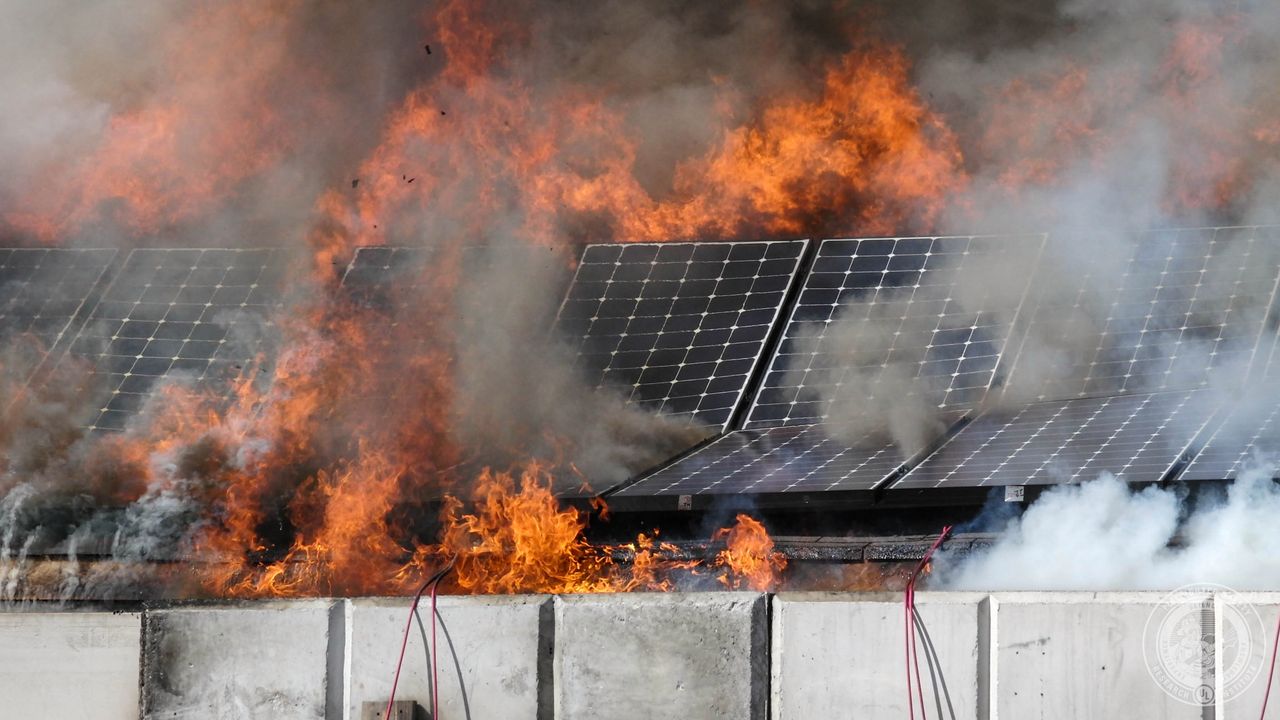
[612,416,963,500]
[0,248,116,382]
[999,226,1280,402]
[65,248,290,432]
[890,390,1218,489]
[744,235,1043,429]
[556,240,808,431]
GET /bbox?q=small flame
[712,514,788,592]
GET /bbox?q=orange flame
[712,514,788,592]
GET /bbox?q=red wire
[905,526,952,720]
[384,583,429,720]
[384,560,453,720]
[1260,610,1280,719]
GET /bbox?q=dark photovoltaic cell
[614,418,963,498]
[556,240,808,430]
[1177,399,1280,480]
[67,248,290,431]
[0,248,116,373]
[891,390,1217,489]
[1001,226,1280,402]
[744,235,1041,430]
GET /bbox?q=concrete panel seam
[326,599,348,720]
[537,596,555,720]
[981,594,997,720]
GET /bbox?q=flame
[712,514,788,592]
[5,0,324,241]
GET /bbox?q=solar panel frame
[0,248,118,385]
[742,234,1044,430]
[64,247,291,432]
[555,239,810,432]
[888,389,1218,491]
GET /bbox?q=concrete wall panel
[344,595,551,720]
[554,592,767,720]
[771,592,985,720]
[141,601,336,720]
[0,610,141,720]
[993,593,1204,720]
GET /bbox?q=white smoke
[937,461,1280,590]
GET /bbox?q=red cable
[905,526,952,720]
[1260,610,1280,719]
[384,559,454,720]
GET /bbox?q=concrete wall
[0,610,141,720]
[344,595,552,720]
[772,592,985,720]
[4,591,1279,719]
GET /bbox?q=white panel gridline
[744,235,1041,430]
[891,390,1218,489]
[556,240,807,430]
[1000,226,1280,402]
[66,248,288,432]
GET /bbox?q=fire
[5,0,322,241]
[712,514,788,592]
[190,458,784,597]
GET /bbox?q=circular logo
[1142,583,1267,706]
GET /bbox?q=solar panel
[65,248,289,432]
[743,235,1043,430]
[556,240,808,431]
[612,416,964,500]
[0,248,116,378]
[889,390,1218,489]
[999,226,1280,402]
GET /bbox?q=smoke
[449,239,709,489]
[935,462,1280,590]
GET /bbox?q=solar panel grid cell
[556,239,807,430]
